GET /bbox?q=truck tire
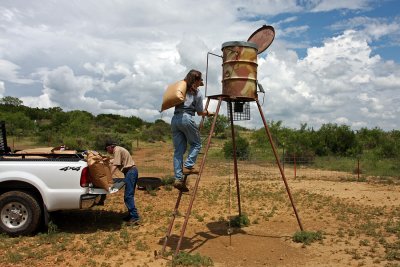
[0,191,42,236]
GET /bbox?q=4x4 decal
[59,166,81,171]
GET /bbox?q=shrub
[229,213,250,228]
[173,252,213,266]
[223,136,250,160]
[292,231,323,245]
[140,119,170,142]
[93,133,132,152]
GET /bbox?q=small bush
[229,214,250,228]
[292,230,323,245]
[47,221,59,235]
[140,119,170,142]
[93,133,132,152]
[162,176,175,186]
[223,136,250,160]
[172,252,213,266]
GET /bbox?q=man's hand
[203,110,215,117]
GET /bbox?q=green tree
[315,123,357,156]
[0,112,34,135]
[223,135,250,160]
[202,115,229,138]
[356,127,385,150]
[251,120,285,150]
[140,119,170,142]
[375,130,400,158]
[0,96,23,106]
[66,110,93,135]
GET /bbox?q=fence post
[294,154,296,179]
[282,144,285,173]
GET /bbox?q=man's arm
[110,165,118,176]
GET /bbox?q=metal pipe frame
[228,101,242,216]
[255,99,304,231]
[162,95,304,259]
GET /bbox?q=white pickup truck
[0,152,114,236]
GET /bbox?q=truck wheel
[0,191,42,236]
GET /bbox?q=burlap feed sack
[87,151,111,190]
[102,157,113,183]
[161,80,187,111]
[15,147,77,154]
[16,147,54,154]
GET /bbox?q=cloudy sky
[0,0,399,130]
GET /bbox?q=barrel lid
[247,25,275,54]
[221,41,258,50]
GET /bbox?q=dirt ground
[1,141,400,267]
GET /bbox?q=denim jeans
[171,113,202,180]
[124,167,139,220]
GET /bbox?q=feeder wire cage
[227,101,251,121]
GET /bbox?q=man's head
[105,140,117,153]
[184,69,204,90]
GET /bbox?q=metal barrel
[221,41,258,99]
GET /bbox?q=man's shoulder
[115,146,130,155]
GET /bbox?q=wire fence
[134,145,399,182]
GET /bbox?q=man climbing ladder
[169,69,214,192]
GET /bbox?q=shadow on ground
[158,221,247,254]
[49,209,127,234]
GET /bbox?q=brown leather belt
[122,165,136,175]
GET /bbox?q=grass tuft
[172,252,213,266]
[229,213,250,228]
[292,231,323,245]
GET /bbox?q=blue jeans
[124,167,139,220]
[171,113,202,180]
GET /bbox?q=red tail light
[80,167,91,187]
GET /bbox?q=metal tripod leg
[255,99,304,231]
[173,96,223,256]
[228,101,242,216]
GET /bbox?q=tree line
[1,96,399,159]
[0,96,170,151]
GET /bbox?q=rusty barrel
[221,41,258,99]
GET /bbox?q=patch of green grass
[120,228,131,243]
[47,220,59,234]
[359,239,370,246]
[262,206,277,221]
[357,220,380,237]
[145,186,158,196]
[135,240,149,251]
[201,186,224,205]
[313,155,400,179]
[162,175,175,185]
[6,252,24,263]
[345,248,363,260]
[384,240,400,261]
[193,211,205,222]
[386,220,400,237]
[172,252,213,267]
[103,233,118,246]
[292,231,323,245]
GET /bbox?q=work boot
[126,218,141,226]
[173,180,189,192]
[122,215,131,221]
[183,166,199,175]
